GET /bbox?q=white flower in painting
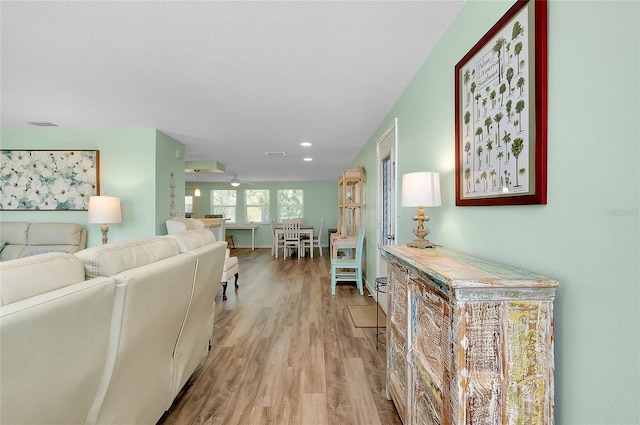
[50,177,72,202]
[37,193,58,210]
[25,179,50,204]
[74,182,94,208]
[32,154,57,178]
[5,173,29,199]
[57,185,80,208]
[73,156,97,184]
[9,151,32,168]
[0,193,19,209]
[50,151,81,176]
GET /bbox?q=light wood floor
[158,247,401,425]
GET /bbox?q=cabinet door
[410,277,451,425]
[388,263,410,423]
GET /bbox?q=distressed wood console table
[382,245,558,425]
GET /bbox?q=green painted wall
[186,181,338,248]
[355,0,639,423]
[0,129,185,246]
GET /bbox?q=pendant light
[194,170,201,197]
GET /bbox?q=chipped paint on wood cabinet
[383,246,558,425]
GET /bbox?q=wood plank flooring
[158,248,401,425]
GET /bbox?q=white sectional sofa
[0,230,227,425]
[0,222,87,261]
[166,217,239,301]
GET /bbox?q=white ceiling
[1,0,464,184]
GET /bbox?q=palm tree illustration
[480,170,488,191]
[490,90,497,109]
[492,37,507,82]
[515,100,525,132]
[499,83,507,105]
[512,21,524,40]
[465,141,471,164]
[464,69,471,105]
[474,127,483,171]
[489,169,496,190]
[484,116,492,136]
[475,93,482,119]
[502,131,512,163]
[482,97,488,116]
[464,167,471,193]
[511,137,524,187]
[514,42,523,74]
[465,111,471,136]
[476,145,483,170]
[506,67,514,94]
[517,77,525,96]
[506,99,513,122]
[496,151,504,187]
[504,170,511,190]
[494,112,503,146]
[486,139,493,167]
[470,81,476,107]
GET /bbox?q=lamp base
[407,238,435,249]
[100,223,110,245]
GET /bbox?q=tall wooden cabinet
[337,166,364,237]
[331,166,364,257]
[383,245,558,425]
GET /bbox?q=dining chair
[270,220,284,256]
[330,229,365,295]
[303,217,324,257]
[282,218,302,259]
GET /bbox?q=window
[245,189,270,223]
[185,196,193,214]
[211,190,236,223]
[277,189,304,221]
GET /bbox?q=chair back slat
[282,219,301,240]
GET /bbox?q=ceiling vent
[26,121,58,127]
[264,151,286,157]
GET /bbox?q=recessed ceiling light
[264,151,286,157]
[300,142,312,147]
[303,157,313,162]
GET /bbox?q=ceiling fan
[229,176,253,187]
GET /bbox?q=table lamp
[401,172,441,248]
[88,195,122,244]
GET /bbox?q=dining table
[273,225,315,258]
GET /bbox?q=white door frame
[375,119,398,314]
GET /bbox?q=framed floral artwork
[0,150,100,210]
[455,0,547,206]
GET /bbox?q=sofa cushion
[0,222,30,245]
[27,223,83,245]
[0,252,87,306]
[75,236,180,278]
[0,222,87,261]
[166,229,217,252]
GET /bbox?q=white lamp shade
[88,196,122,224]
[402,172,442,207]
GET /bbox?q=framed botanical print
[455,0,547,206]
